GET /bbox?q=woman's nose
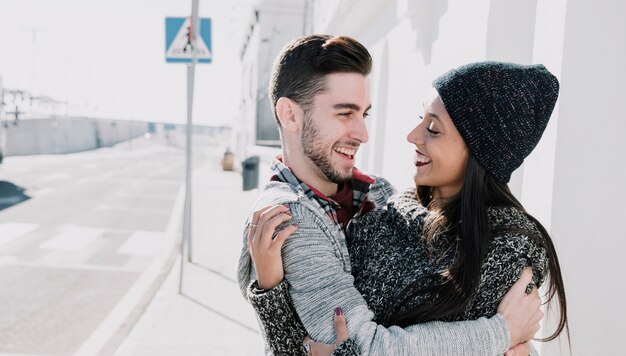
[406,124,422,145]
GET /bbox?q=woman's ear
[276,97,301,132]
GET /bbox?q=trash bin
[242,156,260,191]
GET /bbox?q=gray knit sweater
[237,178,514,355]
[347,190,547,325]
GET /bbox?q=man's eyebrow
[333,103,372,112]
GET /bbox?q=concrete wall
[310,0,625,354]
[4,117,149,156]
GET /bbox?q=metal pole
[179,0,199,294]
[183,61,195,265]
[0,76,4,120]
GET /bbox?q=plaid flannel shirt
[270,158,375,233]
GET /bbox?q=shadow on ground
[0,181,31,211]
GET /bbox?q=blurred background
[0,0,624,355]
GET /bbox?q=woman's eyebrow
[427,112,440,121]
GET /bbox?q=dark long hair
[386,155,569,343]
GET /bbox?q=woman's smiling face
[406,92,469,199]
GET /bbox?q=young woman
[247,61,569,355]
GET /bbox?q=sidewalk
[114,156,265,356]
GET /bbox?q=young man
[237,35,539,355]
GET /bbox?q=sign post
[165,2,211,294]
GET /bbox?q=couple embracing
[238,34,568,356]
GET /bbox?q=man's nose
[351,116,369,143]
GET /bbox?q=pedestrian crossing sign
[165,17,212,63]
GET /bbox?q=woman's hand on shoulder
[247,205,297,289]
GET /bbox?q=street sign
[165,17,212,63]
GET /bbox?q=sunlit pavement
[114,157,264,356]
[0,137,265,355]
[0,138,190,355]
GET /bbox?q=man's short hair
[269,35,372,124]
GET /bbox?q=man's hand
[497,267,543,347]
[247,205,297,289]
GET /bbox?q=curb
[74,182,186,356]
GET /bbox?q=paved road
[0,137,208,355]
[114,164,265,356]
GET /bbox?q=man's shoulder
[257,180,300,203]
[256,181,340,234]
[255,181,320,214]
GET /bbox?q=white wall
[235,0,306,173]
[313,0,626,354]
[236,17,262,163]
[545,1,626,354]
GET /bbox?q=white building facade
[235,0,310,180]
[239,1,626,353]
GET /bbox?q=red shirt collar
[273,155,374,202]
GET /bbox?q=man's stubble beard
[301,114,352,184]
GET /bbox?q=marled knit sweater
[248,189,547,355]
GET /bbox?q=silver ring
[302,341,311,355]
[247,221,258,229]
[525,282,536,295]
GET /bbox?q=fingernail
[335,307,343,316]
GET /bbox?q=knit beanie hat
[432,61,559,183]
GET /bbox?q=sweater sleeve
[266,204,510,356]
[248,279,362,356]
[466,230,548,321]
[247,279,511,356]
[248,280,309,355]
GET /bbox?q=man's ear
[276,97,302,132]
